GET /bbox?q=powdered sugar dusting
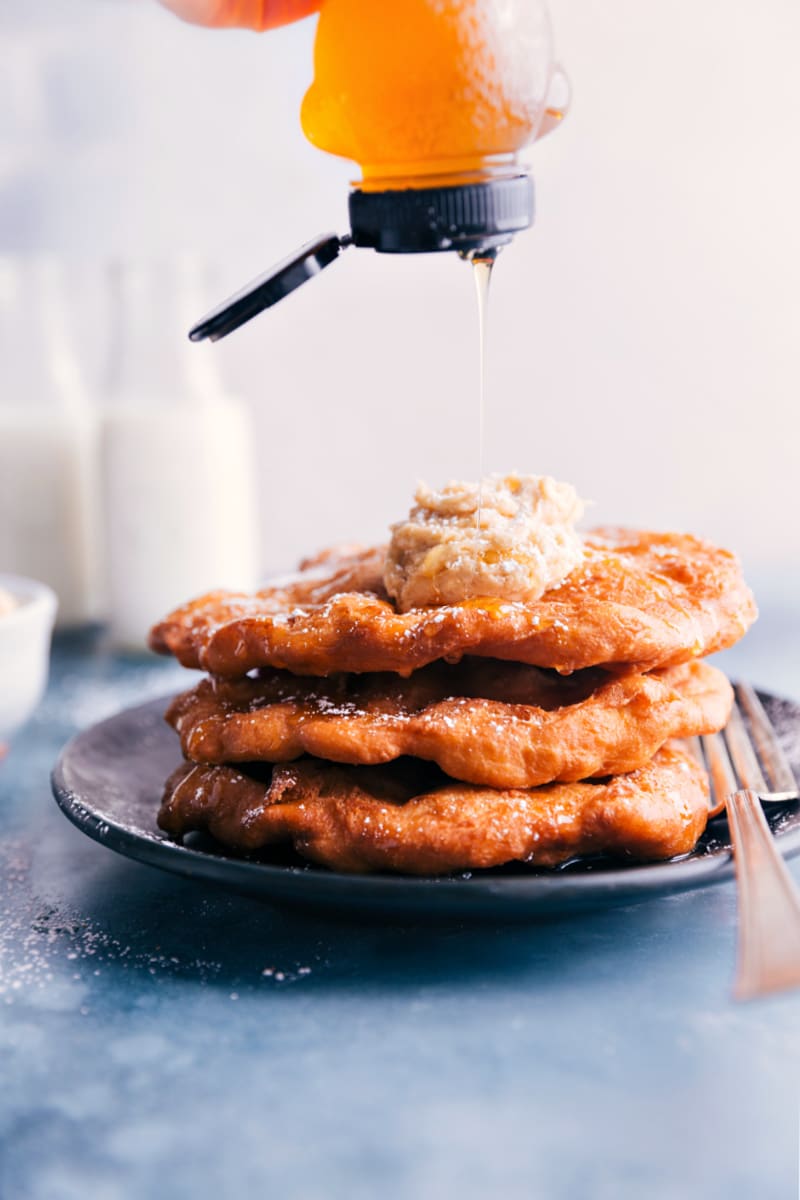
[0,838,223,1005]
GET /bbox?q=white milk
[0,410,99,625]
[101,395,259,649]
[99,261,259,650]
[0,258,101,626]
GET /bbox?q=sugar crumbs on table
[261,965,313,983]
[0,839,225,1002]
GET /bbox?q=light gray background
[2,0,798,619]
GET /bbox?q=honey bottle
[187,0,568,340]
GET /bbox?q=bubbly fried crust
[166,660,732,788]
[148,531,756,677]
[158,744,710,874]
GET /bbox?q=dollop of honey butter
[384,473,585,612]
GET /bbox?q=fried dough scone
[166,659,732,788]
[158,744,710,874]
[148,530,756,678]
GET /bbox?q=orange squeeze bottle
[303,0,566,192]
[185,1,569,341]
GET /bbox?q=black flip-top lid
[189,233,344,342]
[189,176,534,341]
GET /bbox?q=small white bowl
[0,574,58,745]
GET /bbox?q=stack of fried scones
[150,529,756,875]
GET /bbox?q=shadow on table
[39,834,736,1000]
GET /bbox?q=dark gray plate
[51,691,800,919]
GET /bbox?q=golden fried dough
[158,744,710,874]
[149,530,756,677]
[166,659,732,788]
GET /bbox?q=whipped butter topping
[384,473,586,612]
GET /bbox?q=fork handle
[726,789,800,1000]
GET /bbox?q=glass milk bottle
[100,259,259,649]
[0,257,100,625]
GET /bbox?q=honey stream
[471,251,496,531]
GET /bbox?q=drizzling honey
[467,249,497,530]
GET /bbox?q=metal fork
[691,682,800,1000]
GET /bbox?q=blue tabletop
[2,626,799,1200]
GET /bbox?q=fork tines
[700,683,798,807]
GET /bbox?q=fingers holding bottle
[157,0,321,31]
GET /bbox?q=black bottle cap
[349,175,534,254]
[188,233,344,342]
[188,177,534,341]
